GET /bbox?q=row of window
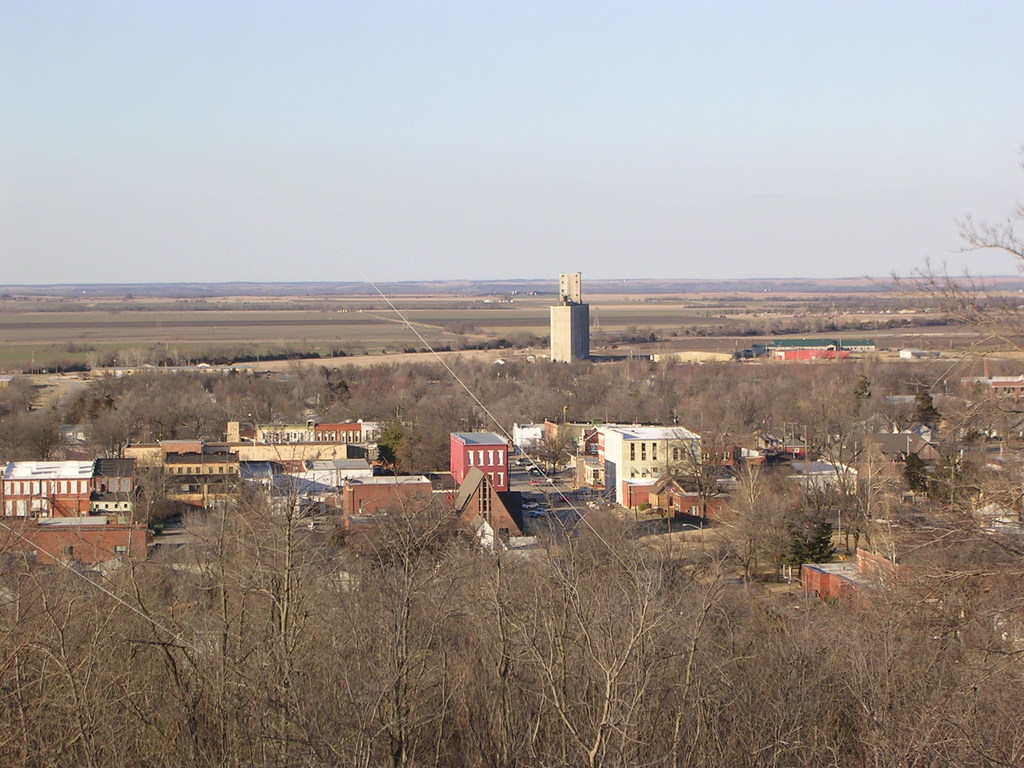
[167,465,238,474]
[466,449,505,467]
[628,442,658,462]
[626,443,689,463]
[3,479,89,496]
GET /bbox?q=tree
[783,512,834,566]
[376,420,404,469]
[913,392,941,429]
[721,464,795,581]
[662,428,727,521]
[531,431,574,475]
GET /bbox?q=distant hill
[3,275,1024,299]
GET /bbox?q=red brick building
[342,475,434,517]
[1,461,95,517]
[450,432,509,491]
[451,467,522,543]
[0,517,149,565]
[801,548,900,603]
[313,423,363,443]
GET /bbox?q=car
[522,501,539,510]
[529,509,547,518]
[528,467,542,476]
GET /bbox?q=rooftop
[94,458,135,476]
[37,516,109,527]
[452,432,507,445]
[346,475,431,486]
[605,425,700,441]
[3,461,94,481]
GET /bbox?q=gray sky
[3,1,1023,285]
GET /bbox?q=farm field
[0,285,1004,372]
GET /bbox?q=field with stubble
[0,281,1000,372]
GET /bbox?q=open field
[0,283,1016,372]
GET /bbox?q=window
[114,545,128,554]
[652,443,657,461]
[641,443,647,461]
[630,443,636,461]
[672,447,681,462]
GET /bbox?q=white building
[597,425,701,505]
[512,423,544,452]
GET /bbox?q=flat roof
[452,432,506,445]
[308,459,372,470]
[3,461,94,481]
[346,475,430,486]
[802,561,873,589]
[605,426,700,441]
[37,516,109,527]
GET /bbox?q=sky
[2,1,1024,285]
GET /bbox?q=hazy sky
[3,1,1023,285]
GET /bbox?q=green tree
[376,420,404,469]
[783,514,834,566]
[903,452,930,493]
[914,392,941,428]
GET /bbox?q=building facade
[450,432,509,491]
[550,272,590,362]
[342,475,434,517]
[1,461,95,517]
[0,517,148,565]
[597,425,701,505]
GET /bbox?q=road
[510,467,596,536]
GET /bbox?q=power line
[112,0,632,566]
[0,517,198,653]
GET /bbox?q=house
[644,475,730,519]
[1,461,95,517]
[789,461,858,492]
[450,432,509,491]
[754,430,807,460]
[858,432,939,463]
[451,467,523,545]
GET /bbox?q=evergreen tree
[783,515,834,566]
[914,392,941,428]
